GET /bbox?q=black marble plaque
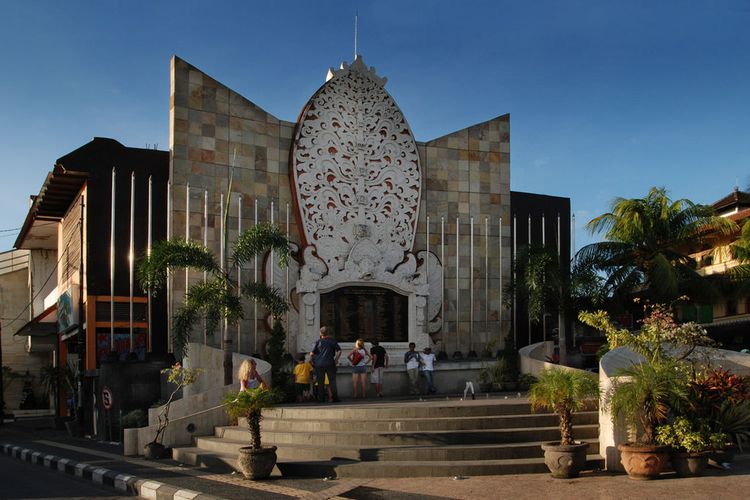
[320,286,408,343]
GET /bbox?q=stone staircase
[173,397,604,478]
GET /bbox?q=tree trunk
[249,410,262,449]
[223,337,233,386]
[559,408,573,446]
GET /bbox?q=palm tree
[138,222,290,385]
[578,187,735,305]
[504,244,563,324]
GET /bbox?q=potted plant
[685,367,750,467]
[607,360,686,479]
[528,368,599,478]
[144,364,202,459]
[478,365,493,393]
[518,373,537,391]
[225,387,281,479]
[655,417,726,476]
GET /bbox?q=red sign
[102,387,113,410]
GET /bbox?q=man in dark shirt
[369,340,389,398]
[310,326,342,402]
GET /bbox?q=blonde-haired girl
[238,359,267,391]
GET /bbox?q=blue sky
[0,0,748,252]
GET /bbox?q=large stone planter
[541,442,589,478]
[671,451,708,477]
[143,442,167,460]
[237,446,277,480]
[618,443,670,480]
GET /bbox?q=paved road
[0,453,129,500]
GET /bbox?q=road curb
[1,443,226,499]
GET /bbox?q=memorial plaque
[320,286,408,343]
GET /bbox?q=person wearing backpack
[404,342,422,395]
[347,338,371,399]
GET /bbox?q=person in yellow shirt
[293,354,313,402]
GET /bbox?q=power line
[0,227,21,233]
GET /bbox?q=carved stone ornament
[292,55,422,290]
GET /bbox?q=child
[293,354,313,402]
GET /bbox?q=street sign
[101,387,113,410]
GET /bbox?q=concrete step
[261,399,540,420]
[216,424,599,447]
[191,435,601,462]
[259,411,598,432]
[277,455,606,478]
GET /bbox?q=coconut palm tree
[578,187,736,305]
[138,222,290,385]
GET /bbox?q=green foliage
[225,388,281,449]
[579,304,715,364]
[656,417,727,453]
[712,401,750,452]
[121,409,148,429]
[152,364,202,444]
[518,373,538,387]
[136,223,290,363]
[241,282,288,319]
[529,368,599,446]
[266,319,291,390]
[607,360,688,445]
[580,186,736,304]
[232,223,289,269]
[138,239,218,293]
[39,365,75,399]
[504,245,562,323]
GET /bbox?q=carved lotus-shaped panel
[291,56,422,273]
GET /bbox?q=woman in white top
[347,338,371,399]
[238,359,267,391]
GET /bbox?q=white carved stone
[291,56,443,352]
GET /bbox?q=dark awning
[13,303,57,337]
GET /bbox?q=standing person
[403,342,422,395]
[370,340,389,398]
[238,359,267,391]
[420,346,437,394]
[293,354,313,402]
[347,338,370,399]
[310,326,341,403]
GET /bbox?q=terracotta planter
[618,443,670,480]
[671,451,708,477]
[237,446,277,480]
[541,442,589,478]
[143,442,167,460]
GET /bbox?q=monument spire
[354,12,359,59]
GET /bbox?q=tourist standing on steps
[404,342,422,395]
[310,326,342,403]
[420,346,437,394]
[348,338,371,399]
[370,339,389,398]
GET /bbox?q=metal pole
[470,216,474,353]
[440,216,445,352]
[270,201,275,289]
[147,176,152,352]
[499,217,502,337]
[455,216,459,354]
[220,193,225,345]
[203,189,208,345]
[484,217,488,345]
[110,168,116,352]
[512,214,517,348]
[558,213,567,364]
[254,198,258,354]
[185,183,190,308]
[542,213,546,342]
[426,215,430,333]
[285,202,290,350]
[527,214,531,347]
[129,172,135,353]
[166,181,173,353]
[237,195,242,353]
